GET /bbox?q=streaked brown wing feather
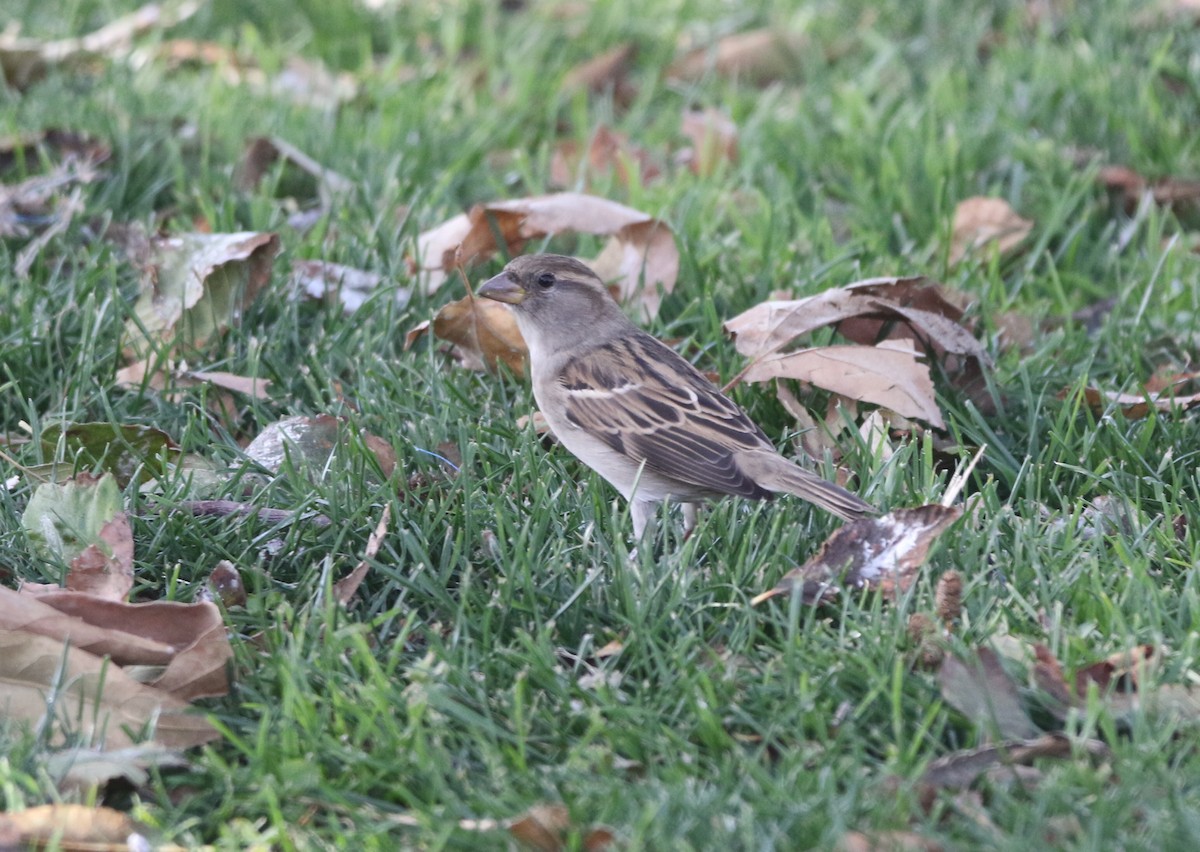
[559,333,775,499]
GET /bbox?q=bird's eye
[536,271,556,289]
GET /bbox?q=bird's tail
[742,452,875,521]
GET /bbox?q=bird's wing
[557,332,775,498]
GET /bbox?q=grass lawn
[3,0,1200,848]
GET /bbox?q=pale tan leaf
[11,589,232,700]
[743,344,945,429]
[948,197,1033,266]
[0,630,219,749]
[0,804,158,849]
[1,587,174,666]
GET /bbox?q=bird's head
[478,254,629,350]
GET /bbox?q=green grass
[3,0,1200,848]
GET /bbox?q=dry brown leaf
[1,586,172,665]
[12,589,232,700]
[414,192,678,320]
[1036,643,1200,721]
[669,29,805,84]
[1100,164,1200,213]
[679,108,738,177]
[549,126,661,189]
[742,344,945,429]
[948,197,1034,266]
[334,504,391,606]
[431,294,528,374]
[1069,380,1200,419]
[0,629,219,749]
[506,803,614,852]
[182,369,273,400]
[65,514,134,602]
[752,505,961,605]
[724,276,977,361]
[235,135,352,199]
[939,648,1038,740]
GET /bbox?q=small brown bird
[478,254,875,539]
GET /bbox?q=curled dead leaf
[432,294,528,374]
[742,344,945,429]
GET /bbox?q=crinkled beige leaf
[1,587,172,665]
[743,344,945,428]
[948,197,1033,266]
[724,276,978,361]
[0,804,162,849]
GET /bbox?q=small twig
[170,499,332,528]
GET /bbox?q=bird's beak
[478,272,526,305]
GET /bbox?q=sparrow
[478,254,875,540]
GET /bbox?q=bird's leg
[630,498,657,542]
[682,502,699,540]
